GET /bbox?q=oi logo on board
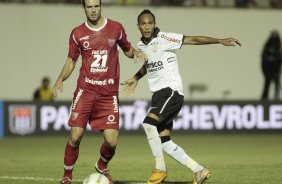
[8,105,36,135]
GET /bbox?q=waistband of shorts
[157,87,180,95]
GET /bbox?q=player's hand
[52,80,63,97]
[121,77,138,98]
[221,38,241,47]
[133,51,147,63]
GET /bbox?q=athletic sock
[162,140,203,173]
[143,123,166,171]
[97,142,116,170]
[63,143,79,179]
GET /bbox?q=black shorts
[149,87,184,132]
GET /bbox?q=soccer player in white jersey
[122,9,241,184]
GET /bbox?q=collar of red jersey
[85,18,108,32]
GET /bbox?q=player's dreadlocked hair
[137,9,156,24]
[81,0,101,7]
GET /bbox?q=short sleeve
[159,32,184,51]
[117,24,132,52]
[67,29,80,62]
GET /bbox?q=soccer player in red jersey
[52,0,146,184]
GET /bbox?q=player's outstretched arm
[183,36,241,47]
[52,58,76,97]
[220,38,241,46]
[121,64,147,98]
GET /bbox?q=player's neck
[87,17,105,29]
[142,37,153,44]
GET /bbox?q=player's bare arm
[52,58,76,97]
[121,64,147,97]
[124,47,147,63]
[183,36,241,46]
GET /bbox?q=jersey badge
[71,112,78,120]
[108,39,116,47]
[151,42,159,52]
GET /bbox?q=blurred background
[0,0,281,101]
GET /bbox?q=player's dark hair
[137,9,156,24]
[42,77,50,83]
[81,0,101,7]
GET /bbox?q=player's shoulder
[157,31,176,38]
[106,18,124,29]
[137,39,143,47]
[157,31,183,44]
[154,29,177,41]
[107,19,122,26]
[71,23,87,32]
[69,23,90,40]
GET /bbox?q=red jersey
[68,19,132,95]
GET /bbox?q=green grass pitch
[0,133,281,184]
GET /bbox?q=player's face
[84,0,101,24]
[138,14,156,40]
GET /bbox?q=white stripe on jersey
[119,30,122,40]
[72,34,78,45]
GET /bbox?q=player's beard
[87,14,101,26]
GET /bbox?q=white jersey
[137,28,184,95]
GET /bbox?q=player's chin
[91,18,99,22]
[88,17,99,23]
[143,34,151,39]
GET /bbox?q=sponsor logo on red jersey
[79,36,89,41]
[85,77,107,86]
[80,35,92,50]
[84,77,115,86]
[90,66,108,73]
[106,114,117,124]
[72,89,83,110]
[113,96,118,113]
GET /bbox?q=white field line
[0,176,145,184]
[0,176,82,182]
